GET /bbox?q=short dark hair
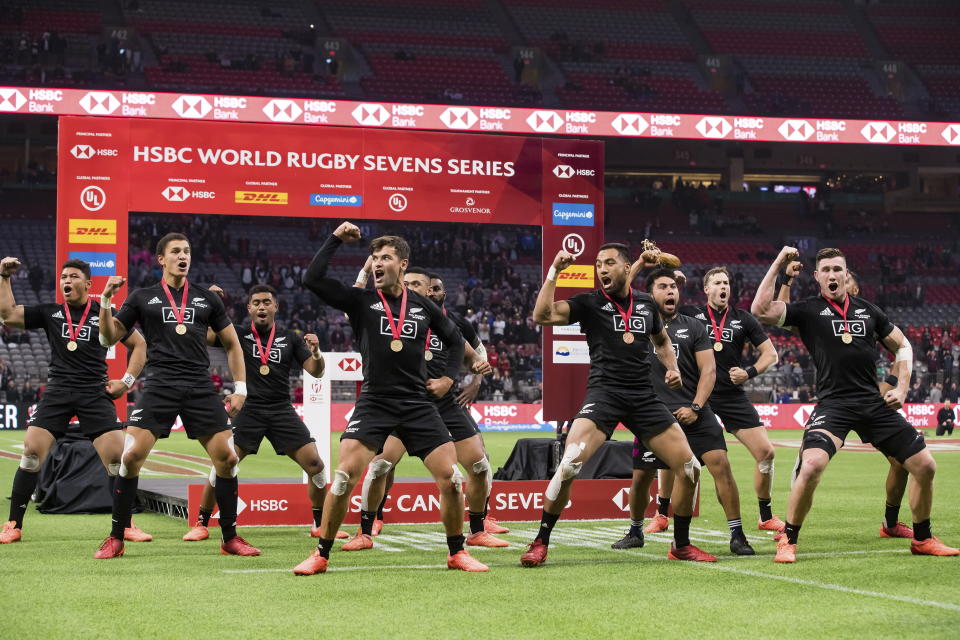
[370,235,410,261]
[645,267,677,292]
[156,232,189,256]
[61,258,91,280]
[597,243,631,263]
[428,272,442,282]
[703,266,729,288]
[815,247,846,267]
[847,268,859,283]
[247,284,278,303]
[405,266,431,279]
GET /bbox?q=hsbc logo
[860,121,896,143]
[526,110,563,133]
[941,124,960,145]
[793,405,814,426]
[696,116,732,139]
[163,186,190,202]
[71,144,95,159]
[339,357,360,372]
[778,119,814,141]
[0,88,26,112]
[352,103,390,126]
[79,91,120,115]
[611,113,648,135]
[440,106,478,129]
[80,186,106,212]
[263,99,302,122]
[171,95,212,119]
[553,164,574,178]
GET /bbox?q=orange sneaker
[183,524,210,541]
[880,522,914,539]
[644,514,669,533]
[0,521,21,544]
[336,529,349,539]
[484,517,509,534]
[124,521,153,542]
[773,527,785,542]
[467,531,509,548]
[520,539,548,567]
[448,550,489,572]
[668,543,717,562]
[310,527,350,539]
[372,519,384,536]
[910,536,960,556]
[774,539,797,563]
[341,532,374,551]
[93,536,125,559]
[220,535,261,556]
[293,549,328,575]
[759,516,786,532]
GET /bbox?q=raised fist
[334,221,362,243]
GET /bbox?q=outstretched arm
[752,246,798,326]
[99,275,131,346]
[532,250,574,326]
[303,222,363,312]
[0,257,25,327]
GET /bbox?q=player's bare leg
[91,430,152,543]
[95,426,158,558]
[288,442,345,539]
[1,427,55,543]
[900,449,958,555]
[880,456,912,538]
[612,468,655,549]
[732,426,782,530]
[457,434,507,547]
[701,449,753,555]
[645,468,673,533]
[197,430,259,556]
[346,435,406,550]
[183,442,246,542]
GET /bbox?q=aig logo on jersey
[162,307,195,324]
[60,324,92,342]
[428,333,443,352]
[252,345,282,363]
[832,320,866,338]
[613,316,647,334]
[380,316,417,339]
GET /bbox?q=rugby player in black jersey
[0,257,150,546]
[676,266,783,533]
[293,222,489,575]
[98,233,259,559]
[181,284,347,543]
[612,268,754,557]
[753,246,958,562]
[521,244,712,566]
[778,262,913,540]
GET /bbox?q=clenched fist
[334,221,362,243]
[0,257,21,277]
[102,275,126,299]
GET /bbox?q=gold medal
[713,341,723,352]
[622,332,634,344]
[175,323,187,335]
[841,332,853,344]
[259,364,270,375]
[66,340,78,351]
[390,339,403,352]
[424,351,433,361]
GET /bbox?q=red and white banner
[188,478,694,526]
[6,86,959,146]
[751,402,957,430]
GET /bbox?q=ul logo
[562,233,585,258]
[80,186,106,212]
[388,193,408,212]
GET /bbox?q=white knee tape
[545,442,585,501]
[360,459,394,511]
[311,472,326,489]
[451,464,464,494]
[683,457,701,484]
[758,459,774,475]
[19,454,40,471]
[330,469,350,496]
[208,465,217,488]
[119,433,135,477]
[472,456,492,497]
[107,463,120,477]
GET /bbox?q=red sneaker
[310,527,350,539]
[341,532,374,551]
[293,549,328,575]
[644,514,669,533]
[773,527,785,542]
[372,519,384,536]
[880,522,914,539]
[484,517,509,534]
[910,536,960,556]
[520,539,548,567]
[0,521,21,544]
[124,521,153,542]
[93,536,125,559]
[220,535,261,556]
[467,531,509,548]
[774,539,797,563]
[668,543,717,562]
[447,550,489,572]
[183,524,209,541]
[759,516,786,532]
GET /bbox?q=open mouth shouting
[62,284,73,297]
[663,295,677,314]
[828,281,839,293]
[600,274,613,290]
[374,267,385,286]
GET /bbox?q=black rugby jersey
[679,304,768,393]
[215,324,312,408]
[425,309,480,398]
[649,312,713,405]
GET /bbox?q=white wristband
[312,350,323,361]
[121,373,136,388]
[233,381,247,397]
[547,266,558,282]
[355,269,369,286]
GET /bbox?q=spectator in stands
[936,400,955,436]
[928,383,943,403]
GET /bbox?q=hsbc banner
[5,86,960,146]
[188,479,690,526]
[754,402,958,430]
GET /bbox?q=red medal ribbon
[707,304,730,344]
[600,287,634,335]
[377,286,408,341]
[63,298,92,344]
[160,278,189,325]
[251,321,276,367]
[821,293,850,333]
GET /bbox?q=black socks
[536,510,561,545]
[674,514,692,547]
[110,475,139,539]
[214,476,238,541]
[8,469,39,529]
[759,498,773,522]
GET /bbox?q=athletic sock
[447,534,465,555]
[8,469,39,529]
[376,495,387,521]
[215,476,239,542]
[913,519,932,541]
[784,522,801,545]
[468,511,485,535]
[628,519,644,537]
[198,509,213,527]
[674,514,692,548]
[728,518,744,539]
[884,503,901,529]
[536,510,561,545]
[657,496,671,517]
[359,510,376,536]
[316,537,334,559]
[759,498,773,522]
[311,507,322,528]
[110,475,139,539]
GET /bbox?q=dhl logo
[556,265,594,288]
[234,191,288,204]
[68,219,117,244]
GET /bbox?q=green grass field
[1,428,958,639]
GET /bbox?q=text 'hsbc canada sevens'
[117,117,603,225]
